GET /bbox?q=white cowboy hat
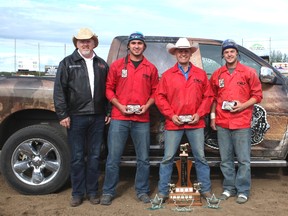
[72,28,99,48]
[167,38,198,55]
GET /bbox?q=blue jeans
[217,126,251,197]
[102,120,150,197]
[158,128,211,196]
[67,114,105,198]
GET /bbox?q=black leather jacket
[53,49,109,120]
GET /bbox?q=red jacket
[155,63,214,130]
[106,55,159,122]
[210,62,263,129]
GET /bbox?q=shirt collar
[178,63,191,73]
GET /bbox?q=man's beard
[81,50,91,56]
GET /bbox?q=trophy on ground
[167,143,202,207]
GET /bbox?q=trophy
[206,194,221,209]
[149,194,163,210]
[167,143,202,207]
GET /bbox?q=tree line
[270,50,288,63]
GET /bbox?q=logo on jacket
[143,74,150,79]
[237,81,246,86]
[193,78,202,83]
[98,63,106,69]
[69,65,81,68]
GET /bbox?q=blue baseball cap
[222,39,238,54]
[128,32,146,46]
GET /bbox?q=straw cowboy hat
[72,28,99,48]
[167,38,198,55]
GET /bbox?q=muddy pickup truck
[0,36,288,195]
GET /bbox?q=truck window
[238,52,261,76]
[145,42,175,76]
[200,44,262,77]
[199,44,222,78]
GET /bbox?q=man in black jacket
[54,28,110,207]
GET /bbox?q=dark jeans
[68,114,105,198]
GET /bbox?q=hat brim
[167,42,199,55]
[72,35,99,48]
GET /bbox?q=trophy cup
[167,143,202,207]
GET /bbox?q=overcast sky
[1,0,288,72]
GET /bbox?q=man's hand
[105,116,111,125]
[210,119,217,130]
[172,115,184,126]
[230,98,257,113]
[60,117,70,128]
[135,105,148,115]
[188,113,200,125]
[118,104,134,115]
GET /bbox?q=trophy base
[168,187,202,206]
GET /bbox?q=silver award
[206,194,221,209]
[222,101,237,111]
[149,194,163,210]
[127,105,141,113]
[179,115,192,123]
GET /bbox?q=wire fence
[1,37,288,73]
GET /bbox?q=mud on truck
[0,36,288,195]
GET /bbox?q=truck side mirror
[260,67,276,84]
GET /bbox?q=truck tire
[0,124,70,195]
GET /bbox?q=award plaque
[126,104,141,114]
[167,143,202,207]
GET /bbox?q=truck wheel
[0,124,70,195]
